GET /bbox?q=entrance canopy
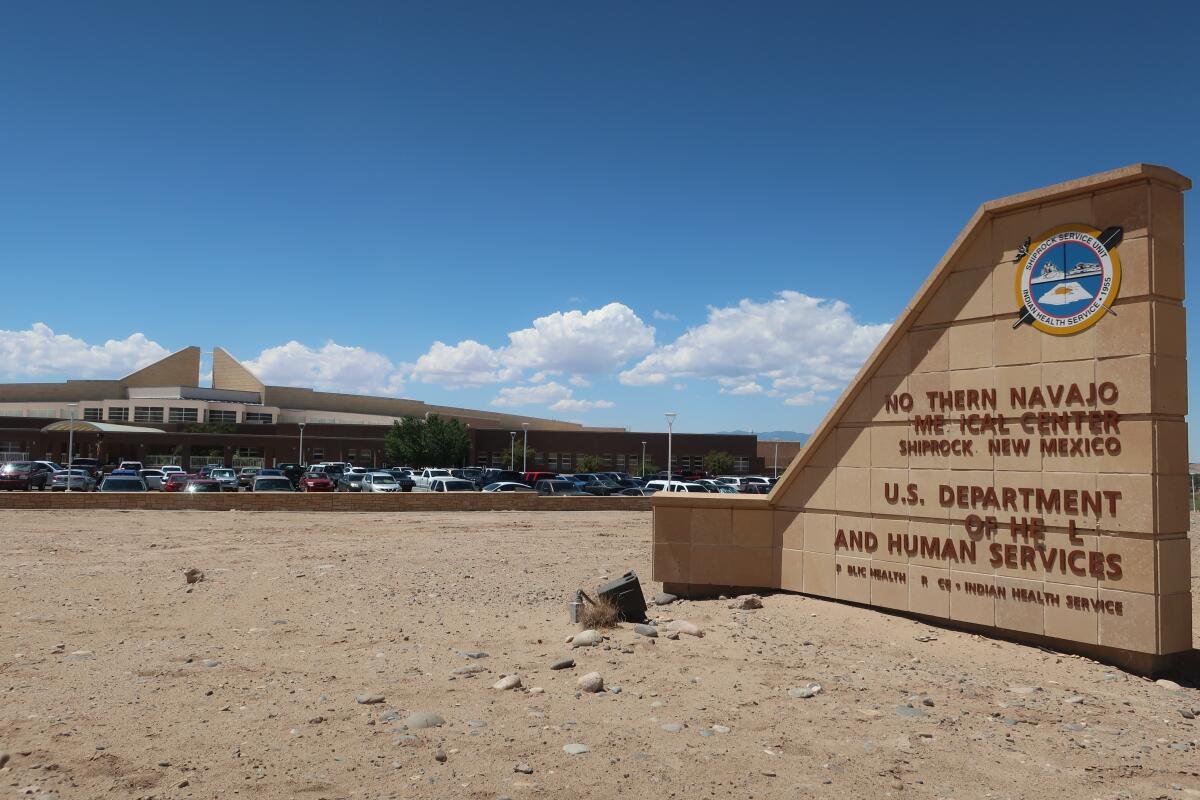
[41,420,166,435]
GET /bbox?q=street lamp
[521,422,529,473]
[298,422,306,466]
[66,403,77,492]
[509,431,516,471]
[641,441,646,478]
[773,440,779,478]
[664,412,677,492]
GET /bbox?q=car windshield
[212,469,234,478]
[372,476,396,484]
[255,479,292,490]
[188,482,220,492]
[548,481,576,491]
[304,472,326,479]
[2,463,31,473]
[443,480,473,490]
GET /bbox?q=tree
[704,450,734,476]
[639,460,660,477]
[576,454,604,473]
[386,415,470,467]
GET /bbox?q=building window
[206,409,236,424]
[134,406,164,423]
[83,407,103,421]
[310,447,324,461]
[108,407,129,422]
[547,452,557,469]
[734,457,750,473]
[347,449,357,459]
[560,453,572,470]
[244,412,273,424]
[26,409,57,418]
[168,407,198,423]
[615,454,625,470]
[234,447,261,458]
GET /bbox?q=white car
[644,479,708,493]
[428,476,476,492]
[138,468,166,490]
[361,472,403,492]
[415,468,452,490]
[160,465,184,476]
[481,481,535,493]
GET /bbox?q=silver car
[209,468,239,492]
[361,472,402,492]
[138,469,166,491]
[51,469,96,492]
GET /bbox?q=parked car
[118,461,145,472]
[385,469,416,491]
[298,471,336,492]
[337,469,368,492]
[0,461,54,490]
[452,467,485,483]
[482,481,536,492]
[159,464,184,476]
[521,471,558,487]
[415,468,452,490]
[644,479,709,493]
[252,475,294,492]
[740,481,772,494]
[535,479,587,496]
[618,487,656,496]
[716,484,740,494]
[276,463,305,485]
[100,474,148,492]
[185,479,222,493]
[137,469,166,490]
[474,469,524,489]
[163,473,192,492]
[361,472,404,492]
[427,477,476,492]
[572,474,621,496]
[50,468,96,491]
[237,467,261,488]
[209,468,239,492]
[71,457,102,478]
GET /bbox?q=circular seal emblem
[1014,225,1121,335]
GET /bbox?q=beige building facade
[652,164,1191,672]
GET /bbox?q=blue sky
[1,1,1198,444]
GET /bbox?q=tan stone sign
[651,164,1191,672]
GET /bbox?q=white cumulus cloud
[409,340,518,388]
[490,381,613,413]
[652,309,678,321]
[620,291,888,406]
[243,341,404,396]
[0,323,170,380]
[411,303,656,387]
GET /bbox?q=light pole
[509,431,516,471]
[641,441,646,478]
[664,412,677,492]
[521,423,529,473]
[66,403,77,492]
[298,422,306,466]
[773,440,779,478]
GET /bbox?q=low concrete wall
[0,492,652,512]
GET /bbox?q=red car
[163,473,193,493]
[522,471,558,487]
[298,471,335,492]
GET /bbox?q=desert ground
[1,510,1197,800]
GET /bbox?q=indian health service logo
[1014,225,1121,335]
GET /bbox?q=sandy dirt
[1,510,1197,800]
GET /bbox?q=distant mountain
[716,430,809,443]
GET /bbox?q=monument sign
[651,164,1191,672]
